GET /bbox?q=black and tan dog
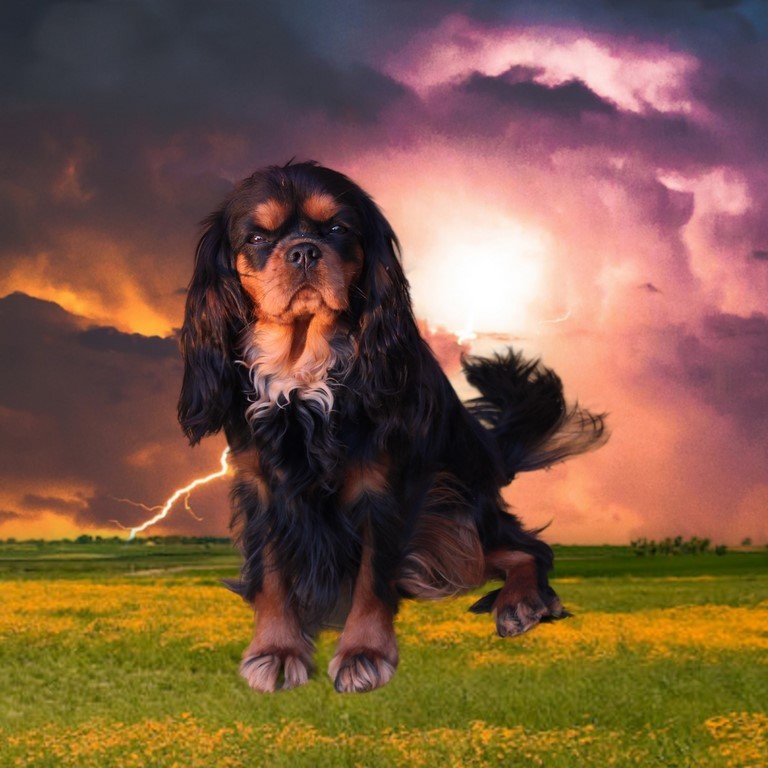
[178,161,606,693]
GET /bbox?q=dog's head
[227,166,367,324]
[178,162,420,444]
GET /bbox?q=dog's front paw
[328,650,397,693]
[240,648,314,692]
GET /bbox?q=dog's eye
[329,224,348,235]
[248,233,269,244]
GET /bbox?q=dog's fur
[178,161,606,692]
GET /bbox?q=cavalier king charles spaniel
[178,161,606,693]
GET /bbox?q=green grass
[0,538,241,579]
[1,541,766,766]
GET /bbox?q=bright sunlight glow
[407,209,550,338]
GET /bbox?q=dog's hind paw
[494,588,571,638]
[495,603,544,637]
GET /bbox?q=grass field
[1,540,766,767]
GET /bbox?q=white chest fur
[239,318,351,421]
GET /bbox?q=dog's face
[226,173,365,324]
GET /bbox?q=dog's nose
[286,242,321,270]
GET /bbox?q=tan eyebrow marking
[253,199,290,231]
[302,192,340,222]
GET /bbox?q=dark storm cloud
[0,292,227,533]
[373,0,766,172]
[1,0,761,261]
[675,311,768,429]
[0,0,411,332]
[462,69,617,117]
[395,54,720,175]
[10,0,405,122]
[485,0,761,47]
[0,291,477,536]
[2,0,767,542]
[21,494,85,516]
[286,0,762,50]
[77,327,177,358]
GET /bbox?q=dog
[178,161,606,693]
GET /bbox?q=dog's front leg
[329,540,399,693]
[240,549,315,692]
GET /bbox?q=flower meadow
[1,544,766,767]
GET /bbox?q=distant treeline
[1,535,762,552]
[1,535,233,546]
[125,535,232,545]
[630,536,728,557]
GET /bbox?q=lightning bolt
[125,448,231,540]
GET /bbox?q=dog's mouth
[291,283,322,301]
[288,284,327,314]
[293,284,320,298]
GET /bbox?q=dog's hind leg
[474,550,570,637]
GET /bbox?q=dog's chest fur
[238,317,357,488]
[240,317,353,421]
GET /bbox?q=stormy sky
[1,0,766,543]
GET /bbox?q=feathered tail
[463,350,607,482]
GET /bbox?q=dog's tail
[463,350,607,482]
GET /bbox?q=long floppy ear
[178,210,249,445]
[348,192,435,426]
